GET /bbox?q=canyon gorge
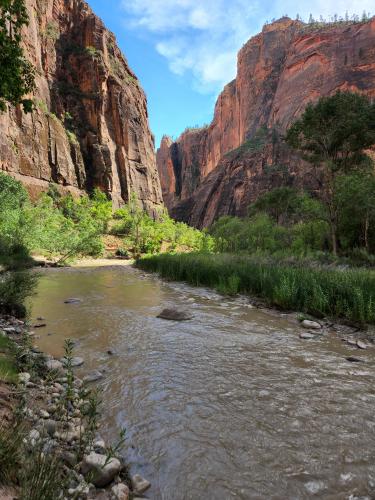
[157,17,375,227]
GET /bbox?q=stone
[299,332,315,340]
[61,451,77,467]
[346,356,363,363]
[34,323,47,328]
[131,474,151,494]
[43,419,57,437]
[46,359,64,371]
[357,340,368,350]
[81,452,122,488]
[39,409,50,419]
[62,356,84,367]
[111,483,129,500]
[94,439,106,453]
[83,371,104,384]
[157,308,193,321]
[29,429,40,445]
[301,320,322,330]
[18,372,31,384]
[64,298,82,304]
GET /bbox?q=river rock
[111,483,129,500]
[157,308,193,321]
[43,419,57,437]
[62,356,84,367]
[357,340,368,350]
[346,356,363,363]
[46,359,64,371]
[301,320,322,330]
[18,372,31,384]
[39,409,50,419]
[131,474,151,494]
[81,452,122,488]
[94,439,106,453]
[29,429,40,446]
[83,371,104,384]
[299,332,316,340]
[34,323,47,328]
[347,339,358,346]
[64,298,82,304]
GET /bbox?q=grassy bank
[136,253,375,324]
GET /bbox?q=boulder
[81,452,122,488]
[157,308,193,321]
[62,356,84,367]
[301,320,321,330]
[111,483,129,500]
[357,340,368,350]
[131,474,151,494]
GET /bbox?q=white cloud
[122,0,373,94]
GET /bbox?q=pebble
[18,372,31,384]
[299,332,316,340]
[111,483,129,500]
[132,474,151,494]
[301,320,322,330]
[357,340,368,350]
[81,452,122,488]
[46,359,64,371]
[346,356,363,363]
[83,370,104,383]
[39,409,50,419]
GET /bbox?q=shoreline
[0,314,150,500]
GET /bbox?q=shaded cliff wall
[158,17,375,227]
[0,0,162,213]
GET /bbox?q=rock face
[0,0,162,213]
[157,17,375,227]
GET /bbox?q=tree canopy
[0,0,35,112]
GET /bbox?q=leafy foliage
[112,193,213,255]
[286,91,375,254]
[0,0,35,112]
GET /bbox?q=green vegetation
[225,126,268,158]
[137,253,375,324]
[0,0,35,112]
[0,335,17,383]
[286,91,375,255]
[111,193,213,256]
[43,21,59,41]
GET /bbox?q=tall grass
[137,253,375,324]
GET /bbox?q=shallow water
[31,266,375,499]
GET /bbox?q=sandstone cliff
[0,0,162,213]
[157,17,375,227]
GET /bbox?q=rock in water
[64,298,82,304]
[157,308,193,321]
[299,332,315,340]
[83,371,104,383]
[132,474,151,494]
[111,483,130,500]
[61,356,84,367]
[357,340,368,350]
[81,452,121,488]
[46,359,64,372]
[346,356,363,363]
[301,320,322,330]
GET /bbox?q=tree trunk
[364,212,369,253]
[330,220,338,256]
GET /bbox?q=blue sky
[89,0,372,148]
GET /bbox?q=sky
[89,0,373,148]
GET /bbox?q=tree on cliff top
[0,0,35,112]
[286,91,375,255]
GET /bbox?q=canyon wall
[157,17,375,227]
[0,0,162,213]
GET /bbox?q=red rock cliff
[0,0,162,213]
[157,17,375,227]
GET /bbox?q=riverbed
[30,265,375,499]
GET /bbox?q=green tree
[0,0,35,112]
[286,91,375,255]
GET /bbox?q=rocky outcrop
[157,17,375,226]
[0,0,162,213]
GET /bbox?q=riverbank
[136,253,375,326]
[0,315,150,500]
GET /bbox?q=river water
[31,265,375,499]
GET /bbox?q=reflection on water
[31,266,375,499]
